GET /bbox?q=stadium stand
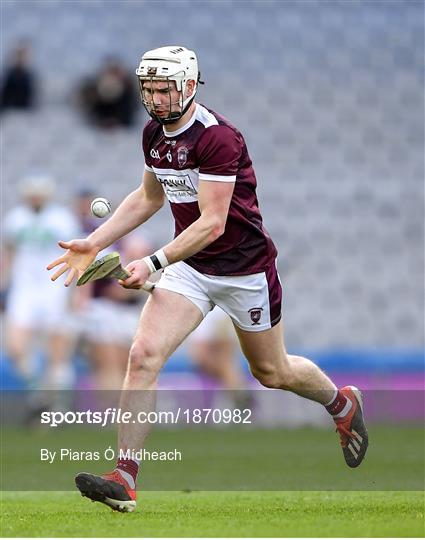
[1,0,423,358]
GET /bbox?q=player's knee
[128,340,163,378]
[251,366,279,389]
[251,363,294,390]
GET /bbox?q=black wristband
[150,254,163,271]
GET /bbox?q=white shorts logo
[248,307,263,325]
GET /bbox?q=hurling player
[48,46,368,512]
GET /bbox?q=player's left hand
[118,259,151,290]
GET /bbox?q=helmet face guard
[135,46,202,125]
[137,74,196,125]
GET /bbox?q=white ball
[91,197,111,218]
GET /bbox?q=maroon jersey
[143,103,277,275]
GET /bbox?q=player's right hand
[118,258,152,290]
[46,239,100,287]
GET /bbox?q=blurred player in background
[47,46,368,512]
[72,188,152,390]
[188,307,254,410]
[2,174,79,395]
[81,233,152,391]
[189,307,242,388]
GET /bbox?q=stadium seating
[1,0,423,349]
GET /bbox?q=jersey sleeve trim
[199,173,236,183]
[144,163,154,172]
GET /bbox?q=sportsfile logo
[39,407,252,427]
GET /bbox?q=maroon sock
[116,458,139,484]
[325,390,348,417]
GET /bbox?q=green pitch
[1,490,424,537]
[1,426,424,536]
[2,426,424,491]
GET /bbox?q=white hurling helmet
[135,45,202,124]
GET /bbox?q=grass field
[2,425,424,491]
[1,490,424,537]
[1,425,424,536]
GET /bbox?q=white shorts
[78,298,142,346]
[6,280,72,331]
[155,260,282,332]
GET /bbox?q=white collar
[163,104,198,137]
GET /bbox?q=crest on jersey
[248,307,263,325]
[147,67,157,75]
[177,146,189,167]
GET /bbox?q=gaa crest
[248,307,263,325]
[177,146,189,167]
